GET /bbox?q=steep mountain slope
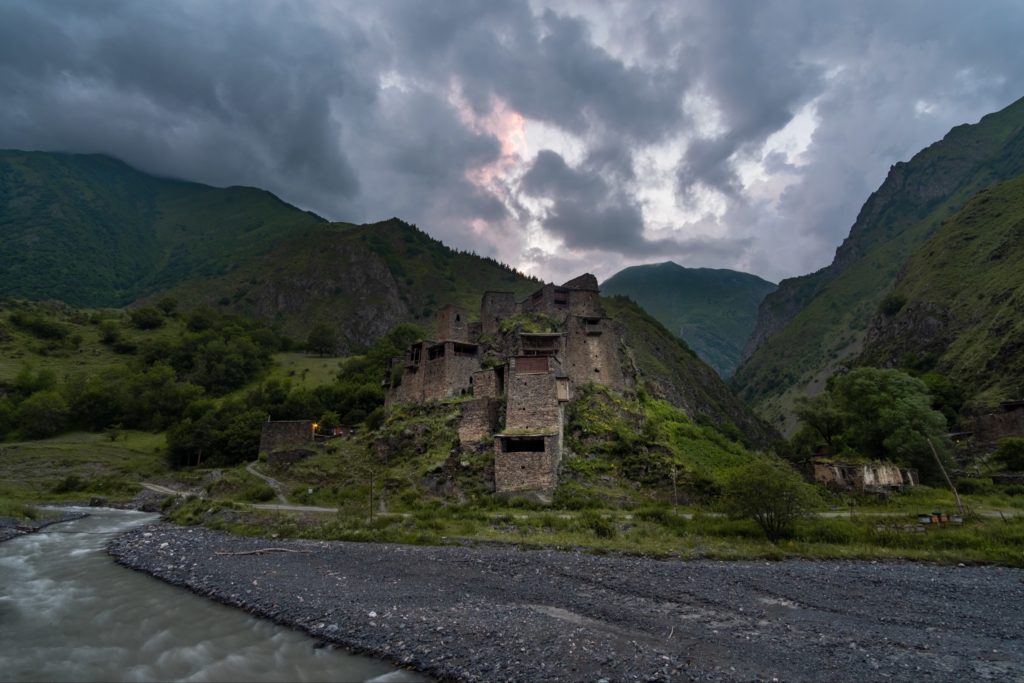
[601,262,776,377]
[732,96,1024,432]
[149,218,541,351]
[605,296,777,448]
[0,150,326,306]
[859,174,1024,410]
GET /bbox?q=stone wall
[568,288,603,318]
[494,434,559,493]
[436,305,470,342]
[481,291,517,336]
[562,317,628,391]
[809,459,916,492]
[505,359,560,432]
[972,409,1024,448]
[259,420,314,457]
[472,368,502,398]
[458,398,500,445]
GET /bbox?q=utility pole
[928,437,965,516]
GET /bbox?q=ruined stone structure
[259,420,316,467]
[385,274,630,498]
[806,457,918,493]
[971,401,1024,449]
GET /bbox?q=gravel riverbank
[108,523,1024,682]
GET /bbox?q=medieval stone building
[384,274,630,498]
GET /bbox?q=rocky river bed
[108,523,1024,682]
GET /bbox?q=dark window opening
[410,346,422,363]
[455,314,461,322]
[454,342,478,357]
[427,344,446,360]
[502,437,546,453]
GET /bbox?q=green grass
[0,300,187,384]
[161,498,1024,567]
[0,430,169,504]
[264,352,343,390]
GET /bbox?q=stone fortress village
[383,273,632,497]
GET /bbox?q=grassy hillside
[601,262,776,377]
[732,96,1024,432]
[0,150,326,306]
[604,296,777,448]
[151,218,542,352]
[859,175,1024,410]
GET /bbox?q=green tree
[15,390,70,439]
[830,368,950,481]
[793,393,845,454]
[994,437,1024,471]
[722,460,819,542]
[306,323,337,357]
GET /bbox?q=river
[0,508,421,682]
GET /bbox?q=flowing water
[0,508,421,682]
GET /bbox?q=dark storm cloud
[521,149,649,254]
[0,0,1022,283]
[379,2,689,143]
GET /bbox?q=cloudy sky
[2,1,1022,284]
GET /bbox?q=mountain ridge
[601,261,776,377]
[731,95,1024,431]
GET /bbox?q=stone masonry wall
[472,368,501,398]
[436,305,470,342]
[481,291,518,336]
[458,398,500,445]
[973,410,1024,447]
[505,361,561,432]
[494,434,559,493]
[259,420,314,456]
[562,317,628,391]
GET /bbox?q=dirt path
[245,461,288,503]
[110,522,1024,682]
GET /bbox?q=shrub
[955,477,992,495]
[879,292,908,317]
[721,460,819,543]
[579,510,617,538]
[994,437,1024,471]
[129,307,165,330]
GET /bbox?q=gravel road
[108,523,1024,682]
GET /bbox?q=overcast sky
[2,1,1022,284]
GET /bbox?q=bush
[994,437,1024,471]
[9,311,69,340]
[579,510,617,538]
[129,307,165,330]
[879,292,907,317]
[955,477,993,495]
[721,460,819,543]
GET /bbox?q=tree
[306,323,337,357]
[830,368,950,481]
[994,437,1024,471]
[793,394,845,454]
[722,460,819,542]
[15,390,70,439]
